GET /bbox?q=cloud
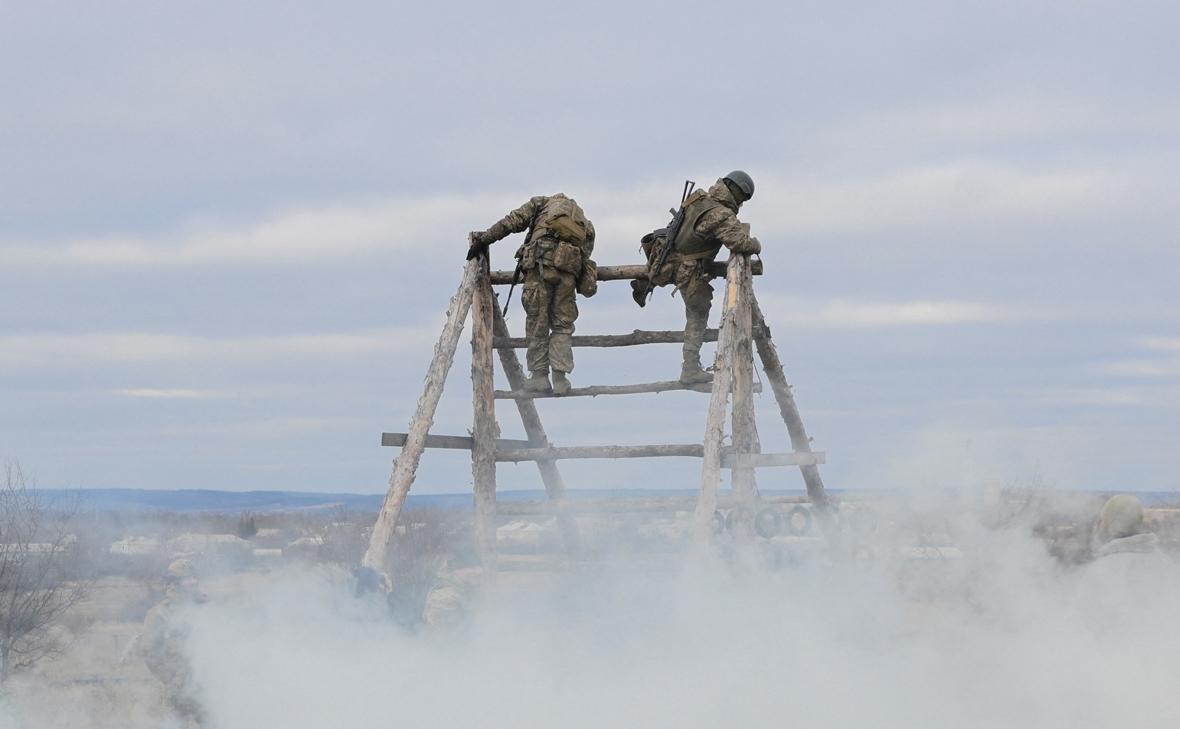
[0,159,1133,272]
[1027,386,1180,408]
[115,388,229,399]
[1139,337,1180,352]
[1096,360,1180,378]
[0,327,436,372]
[755,295,1029,328]
[813,96,1180,151]
[761,162,1116,237]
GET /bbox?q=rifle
[502,262,523,317]
[645,179,695,302]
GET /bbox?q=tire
[784,505,813,536]
[754,507,782,538]
[725,507,752,535]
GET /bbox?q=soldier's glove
[749,237,762,255]
[466,232,487,260]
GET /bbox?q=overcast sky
[2,1,1177,495]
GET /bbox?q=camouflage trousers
[675,260,715,370]
[143,651,208,728]
[522,265,578,374]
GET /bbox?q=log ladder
[361,252,829,574]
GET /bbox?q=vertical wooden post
[491,298,582,557]
[471,258,499,572]
[361,257,480,574]
[692,254,745,542]
[729,257,759,539]
[749,292,830,509]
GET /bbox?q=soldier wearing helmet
[138,558,209,728]
[634,171,762,384]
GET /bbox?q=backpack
[536,194,588,245]
[639,181,700,288]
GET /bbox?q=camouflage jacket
[673,179,762,264]
[483,194,596,262]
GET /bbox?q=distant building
[109,536,162,556]
[167,533,251,559]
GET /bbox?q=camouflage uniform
[138,562,208,728]
[478,194,596,382]
[668,180,762,378]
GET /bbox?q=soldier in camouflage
[635,171,762,384]
[470,194,596,395]
[138,559,209,728]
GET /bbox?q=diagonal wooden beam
[749,291,830,509]
[362,257,480,574]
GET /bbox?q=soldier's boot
[524,370,552,394]
[680,362,713,385]
[552,370,572,395]
[630,280,650,308]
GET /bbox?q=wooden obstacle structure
[361,252,829,574]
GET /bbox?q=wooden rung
[728,452,826,467]
[497,444,703,461]
[380,433,539,449]
[488,260,763,285]
[494,379,761,400]
[492,327,769,350]
[497,493,813,515]
[495,443,823,466]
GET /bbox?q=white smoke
[2,490,1177,729]
[170,492,1180,729]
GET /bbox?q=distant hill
[42,487,1180,514]
[48,488,710,513]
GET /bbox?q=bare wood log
[498,493,813,516]
[692,254,744,541]
[381,433,535,450]
[493,328,760,349]
[362,258,479,573]
[495,379,760,399]
[749,292,830,509]
[497,444,706,462]
[491,298,581,555]
[471,261,498,571]
[380,434,823,466]
[488,259,762,285]
[729,452,825,468]
[497,445,822,465]
[730,254,760,533]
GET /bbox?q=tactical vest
[671,190,724,258]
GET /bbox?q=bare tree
[0,463,89,682]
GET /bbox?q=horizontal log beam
[495,444,823,466]
[728,452,826,467]
[497,493,813,515]
[492,327,769,350]
[380,433,538,449]
[494,379,761,400]
[488,260,762,285]
[497,444,705,462]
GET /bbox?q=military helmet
[723,170,755,200]
[1099,494,1144,540]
